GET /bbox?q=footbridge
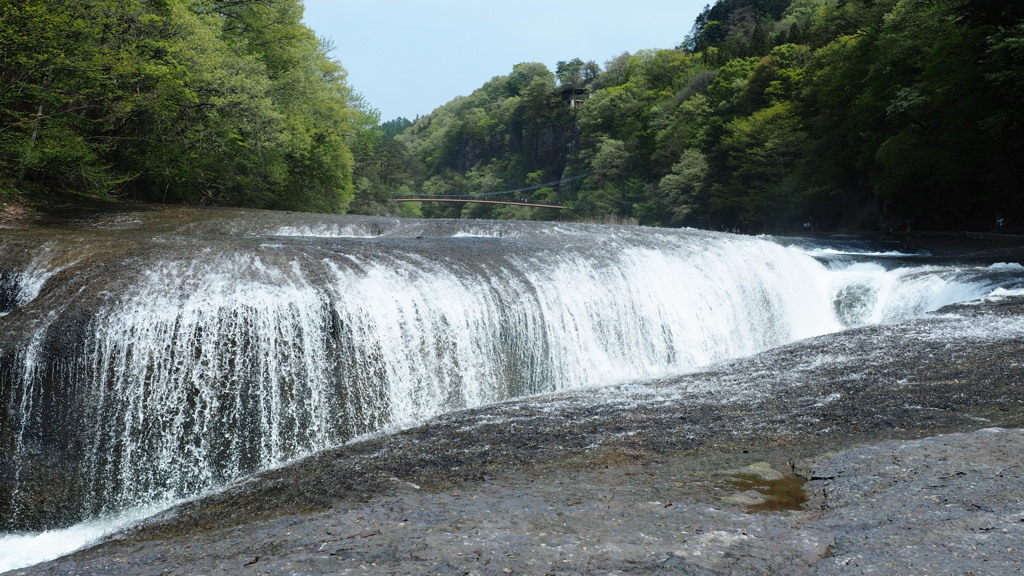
[391,173,590,209]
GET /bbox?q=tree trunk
[16,69,52,187]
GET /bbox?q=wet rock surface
[808,429,1024,575]
[11,297,1024,575]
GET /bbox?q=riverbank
[10,295,1024,575]
[0,199,29,226]
[895,230,1024,263]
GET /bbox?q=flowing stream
[1,208,1022,570]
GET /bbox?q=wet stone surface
[9,297,1024,575]
[807,429,1024,576]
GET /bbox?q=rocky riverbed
[8,294,1024,575]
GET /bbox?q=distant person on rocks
[997,217,1005,231]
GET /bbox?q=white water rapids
[1,212,1023,571]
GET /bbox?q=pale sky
[302,0,710,122]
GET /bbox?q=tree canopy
[1,0,375,212]
[5,0,1023,231]
[356,0,1024,233]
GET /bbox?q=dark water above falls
[1,207,1023,569]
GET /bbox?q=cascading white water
[1,212,1023,571]
[69,230,848,518]
[803,245,1024,326]
[81,255,341,515]
[0,247,69,318]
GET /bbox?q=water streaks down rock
[2,206,1024,573]
[11,294,1024,575]
[0,207,867,529]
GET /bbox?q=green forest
[1,0,377,212]
[3,0,1024,233]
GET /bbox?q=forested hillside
[360,0,1024,233]
[3,0,1021,230]
[1,0,375,212]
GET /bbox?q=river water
[1,207,1022,570]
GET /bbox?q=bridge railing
[388,173,590,210]
[391,196,564,209]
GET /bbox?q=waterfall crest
[0,209,1019,532]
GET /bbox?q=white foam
[826,261,1008,326]
[273,224,378,238]
[452,230,505,238]
[986,287,1024,299]
[0,504,164,572]
[802,247,918,258]
[0,248,72,317]
[989,262,1024,271]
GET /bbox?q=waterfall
[1,211,1021,541]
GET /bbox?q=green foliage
[657,149,709,225]
[359,0,1024,231]
[555,58,600,87]
[710,102,806,229]
[8,0,1019,227]
[349,61,579,218]
[380,117,413,139]
[0,0,368,212]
